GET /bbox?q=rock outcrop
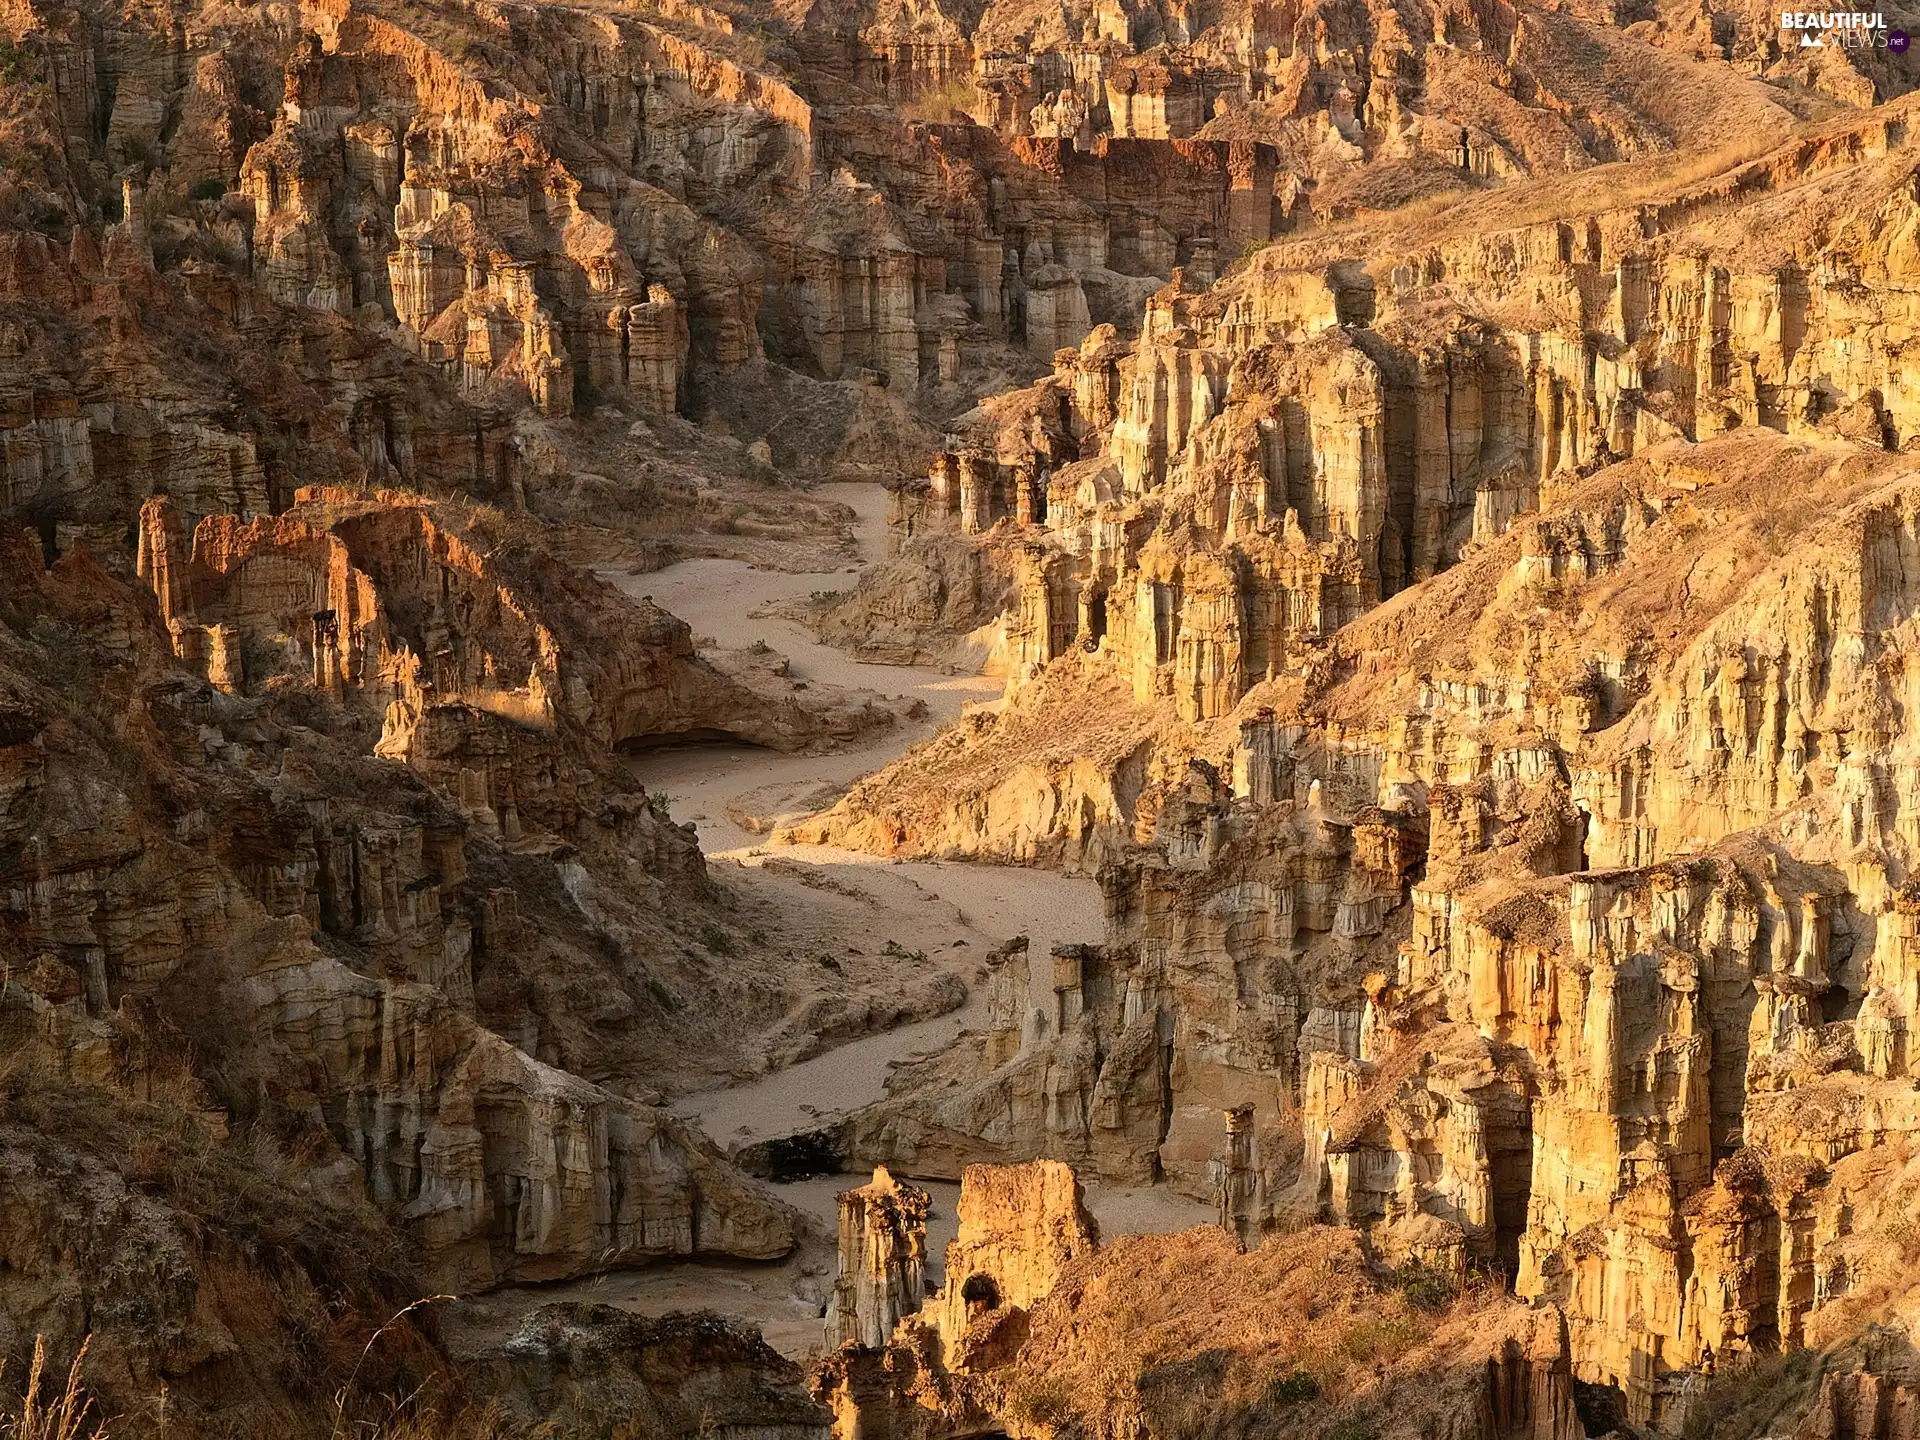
[135,487,900,769]
[0,529,804,1313]
[815,1162,1584,1440]
[840,421,1920,1427]
[478,1303,835,1440]
[926,1159,1098,1349]
[827,1166,932,1350]
[802,104,1920,1412]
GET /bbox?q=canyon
[2,0,1920,1430]
[792,106,1920,1440]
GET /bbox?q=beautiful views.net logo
[1779,11,1911,48]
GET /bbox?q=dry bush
[1679,1350,1822,1440]
[902,79,979,124]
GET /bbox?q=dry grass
[1678,1349,1823,1440]
[996,1226,1528,1440]
[0,1332,521,1440]
[1,1338,105,1440]
[901,78,980,124]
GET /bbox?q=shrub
[188,178,226,202]
[1333,1312,1428,1366]
[1679,1350,1821,1440]
[1264,1370,1320,1406]
[1392,1259,1459,1312]
[1008,1381,1073,1427]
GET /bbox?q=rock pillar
[827,1166,932,1351]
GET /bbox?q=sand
[604,482,1107,1146]
[437,482,1209,1359]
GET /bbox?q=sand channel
[438,484,1213,1365]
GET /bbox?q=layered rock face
[887,100,1920,735]
[7,0,1870,492]
[135,487,897,772]
[795,98,1920,1425]
[477,1303,834,1440]
[792,103,1920,894]
[1,526,808,1315]
[926,1159,1098,1348]
[8,0,1920,1426]
[840,789,1384,1193]
[814,1160,1098,1439]
[841,420,1920,1428]
[827,1166,932,1350]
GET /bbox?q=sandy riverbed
[451,483,1205,1359]
[602,483,1108,1146]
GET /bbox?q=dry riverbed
[438,482,1210,1362]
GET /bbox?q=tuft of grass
[1390,1259,1459,1312]
[1007,1380,1072,1427]
[2,1336,105,1440]
[330,1296,457,1440]
[901,78,979,124]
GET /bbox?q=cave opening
[1819,980,1860,1025]
[961,1273,1001,1315]
[735,1127,848,1181]
[617,727,779,753]
[1487,1094,1534,1285]
[1572,1379,1628,1437]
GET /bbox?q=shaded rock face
[828,1166,932,1350]
[0,533,802,1320]
[135,487,895,777]
[481,1303,834,1440]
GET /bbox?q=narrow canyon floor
[432,481,1208,1364]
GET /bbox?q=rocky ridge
[781,99,1920,1435]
